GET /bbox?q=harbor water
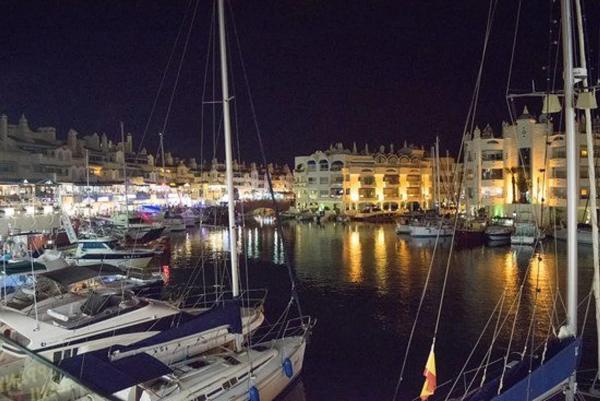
[168,221,598,401]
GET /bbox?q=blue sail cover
[466,337,581,401]
[112,299,243,354]
[58,352,172,394]
[56,300,242,394]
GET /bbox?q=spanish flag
[419,347,437,401]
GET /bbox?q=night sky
[0,0,599,165]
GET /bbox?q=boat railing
[171,287,268,310]
[250,315,315,345]
[0,334,118,401]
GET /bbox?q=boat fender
[283,358,293,378]
[249,386,260,401]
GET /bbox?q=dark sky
[0,0,599,165]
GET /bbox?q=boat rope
[504,0,522,123]
[391,223,442,400]
[228,1,303,318]
[440,292,504,400]
[480,290,506,387]
[159,0,199,140]
[391,0,498,398]
[135,0,193,157]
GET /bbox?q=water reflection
[168,222,596,401]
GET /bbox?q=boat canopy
[465,336,581,401]
[40,264,123,286]
[1,260,46,275]
[112,299,243,354]
[56,300,243,393]
[58,351,172,394]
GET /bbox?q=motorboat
[67,237,156,269]
[163,214,186,232]
[0,290,265,364]
[409,220,454,237]
[181,208,200,227]
[511,221,543,246]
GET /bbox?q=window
[581,187,590,199]
[332,175,343,184]
[308,177,316,184]
[481,169,503,180]
[358,188,376,199]
[319,190,329,197]
[481,150,503,161]
[345,174,350,181]
[345,188,350,195]
[295,163,304,172]
[307,160,316,172]
[552,147,566,159]
[331,161,344,171]
[383,188,398,198]
[383,174,399,185]
[551,187,566,199]
[360,176,375,185]
[330,188,343,197]
[319,160,329,171]
[581,146,588,158]
[552,168,566,179]
[319,177,329,185]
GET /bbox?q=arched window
[330,160,344,171]
[319,159,329,171]
[307,160,317,172]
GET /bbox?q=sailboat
[455,0,586,398]
[51,2,312,400]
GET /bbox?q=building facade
[463,107,600,218]
[293,143,452,213]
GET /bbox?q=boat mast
[436,137,442,210]
[217,0,240,299]
[561,0,577,399]
[574,0,600,382]
[120,121,130,230]
[159,132,167,207]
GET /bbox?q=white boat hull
[410,225,453,237]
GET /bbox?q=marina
[1,0,600,400]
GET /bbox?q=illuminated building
[463,106,600,219]
[293,142,455,212]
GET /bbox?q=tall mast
[218,0,240,298]
[435,137,441,209]
[561,0,577,399]
[120,121,130,230]
[575,0,600,381]
[159,132,166,185]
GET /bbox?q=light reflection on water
[169,222,596,401]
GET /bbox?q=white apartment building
[463,107,600,218]
[294,143,446,213]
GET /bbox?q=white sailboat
[48,3,311,401]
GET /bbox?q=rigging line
[391,223,442,401]
[199,0,216,184]
[440,292,504,401]
[521,254,543,359]
[228,0,303,318]
[437,0,498,338]
[392,0,498,398]
[160,0,200,138]
[505,0,522,123]
[135,0,193,156]
[212,0,218,160]
[480,290,507,387]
